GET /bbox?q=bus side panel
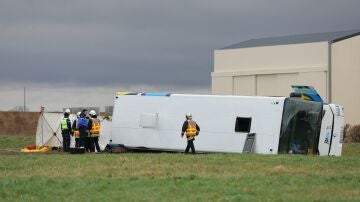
[111,95,285,154]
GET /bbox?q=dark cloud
[1,0,360,87]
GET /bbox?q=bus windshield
[278,98,323,155]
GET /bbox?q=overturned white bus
[110,92,344,156]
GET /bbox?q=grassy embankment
[0,135,359,201]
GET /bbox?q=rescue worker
[77,109,89,150]
[72,112,81,148]
[60,109,72,152]
[181,113,200,154]
[83,109,95,152]
[89,110,101,152]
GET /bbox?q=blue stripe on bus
[141,92,171,96]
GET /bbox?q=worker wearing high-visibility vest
[60,109,72,152]
[181,113,200,154]
[72,112,81,148]
[89,110,101,152]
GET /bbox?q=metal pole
[41,108,44,146]
[328,42,332,103]
[23,87,26,112]
[41,116,43,145]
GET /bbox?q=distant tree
[9,106,29,112]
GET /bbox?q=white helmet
[77,112,81,117]
[89,110,96,116]
[185,113,192,119]
[65,108,71,114]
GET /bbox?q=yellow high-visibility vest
[185,120,197,140]
[60,118,69,130]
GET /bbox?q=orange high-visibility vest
[185,120,197,140]
[72,119,80,138]
[73,130,80,138]
[90,118,101,137]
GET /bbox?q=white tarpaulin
[36,112,111,150]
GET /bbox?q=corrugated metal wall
[234,75,256,95]
[214,42,328,72]
[332,36,360,125]
[212,42,329,99]
[212,37,359,124]
[231,72,327,99]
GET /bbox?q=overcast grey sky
[1,0,360,111]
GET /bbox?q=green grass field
[0,135,359,201]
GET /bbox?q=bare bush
[0,112,39,135]
[344,124,360,143]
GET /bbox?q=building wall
[214,42,328,72]
[212,42,329,100]
[332,36,360,125]
[211,76,233,95]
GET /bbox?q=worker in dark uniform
[85,110,95,152]
[72,112,81,148]
[77,109,89,150]
[89,110,101,152]
[60,109,72,152]
[181,113,200,154]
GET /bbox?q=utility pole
[23,87,26,112]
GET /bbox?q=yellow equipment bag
[21,145,52,153]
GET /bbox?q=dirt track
[0,112,40,136]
